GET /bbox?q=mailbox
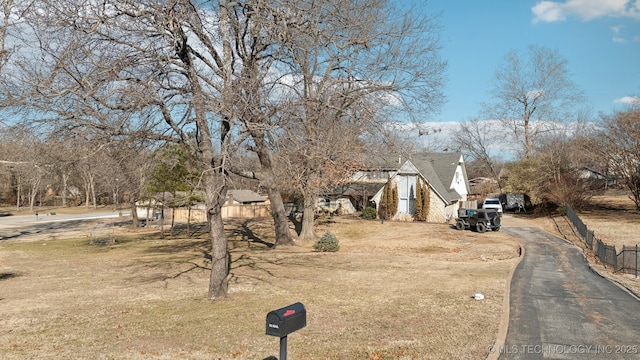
[265,302,306,337]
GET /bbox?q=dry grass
[575,193,640,250]
[0,216,520,359]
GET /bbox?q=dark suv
[455,209,501,233]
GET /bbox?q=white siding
[450,155,468,201]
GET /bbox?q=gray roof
[364,153,408,170]
[227,189,266,204]
[339,152,468,204]
[407,152,468,203]
[331,182,386,197]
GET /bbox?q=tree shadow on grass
[133,223,276,285]
[130,249,287,287]
[153,219,276,249]
[0,272,18,280]
[227,220,275,249]
[130,218,346,287]
[160,222,209,238]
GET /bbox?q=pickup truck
[455,208,501,233]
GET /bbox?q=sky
[417,0,640,123]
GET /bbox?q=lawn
[0,216,520,359]
[575,193,640,250]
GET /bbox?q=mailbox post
[265,302,306,360]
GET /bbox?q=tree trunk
[171,206,175,237]
[250,130,294,246]
[266,185,295,246]
[299,192,318,241]
[83,176,90,208]
[205,171,228,299]
[188,1,230,298]
[208,210,228,298]
[524,111,532,159]
[89,176,97,209]
[130,202,140,228]
[187,204,191,238]
[29,188,35,211]
[61,173,68,207]
[112,187,118,211]
[15,173,20,210]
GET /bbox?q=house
[329,152,470,223]
[134,198,163,220]
[579,167,616,189]
[137,189,269,222]
[226,189,267,205]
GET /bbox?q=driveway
[496,225,640,359]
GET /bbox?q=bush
[361,206,377,220]
[313,231,340,252]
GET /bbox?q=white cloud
[614,96,640,104]
[526,89,545,100]
[532,0,640,23]
[398,119,592,160]
[611,25,624,33]
[611,25,629,42]
[532,1,566,23]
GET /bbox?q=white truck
[482,198,503,213]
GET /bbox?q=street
[0,210,130,241]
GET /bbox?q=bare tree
[484,45,584,158]
[8,0,239,299]
[0,0,13,69]
[40,141,67,207]
[267,0,445,239]
[0,126,48,210]
[226,2,295,246]
[590,107,640,209]
[452,118,501,180]
[6,0,445,298]
[535,135,592,209]
[277,106,367,240]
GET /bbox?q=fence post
[636,244,638,279]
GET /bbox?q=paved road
[0,211,130,240]
[0,211,128,228]
[497,227,640,359]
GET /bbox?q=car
[455,208,501,233]
[482,198,503,213]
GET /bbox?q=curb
[486,236,524,360]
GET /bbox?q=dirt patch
[0,217,520,359]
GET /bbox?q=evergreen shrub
[362,206,377,220]
[313,231,340,252]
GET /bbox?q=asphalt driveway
[496,226,640,359]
